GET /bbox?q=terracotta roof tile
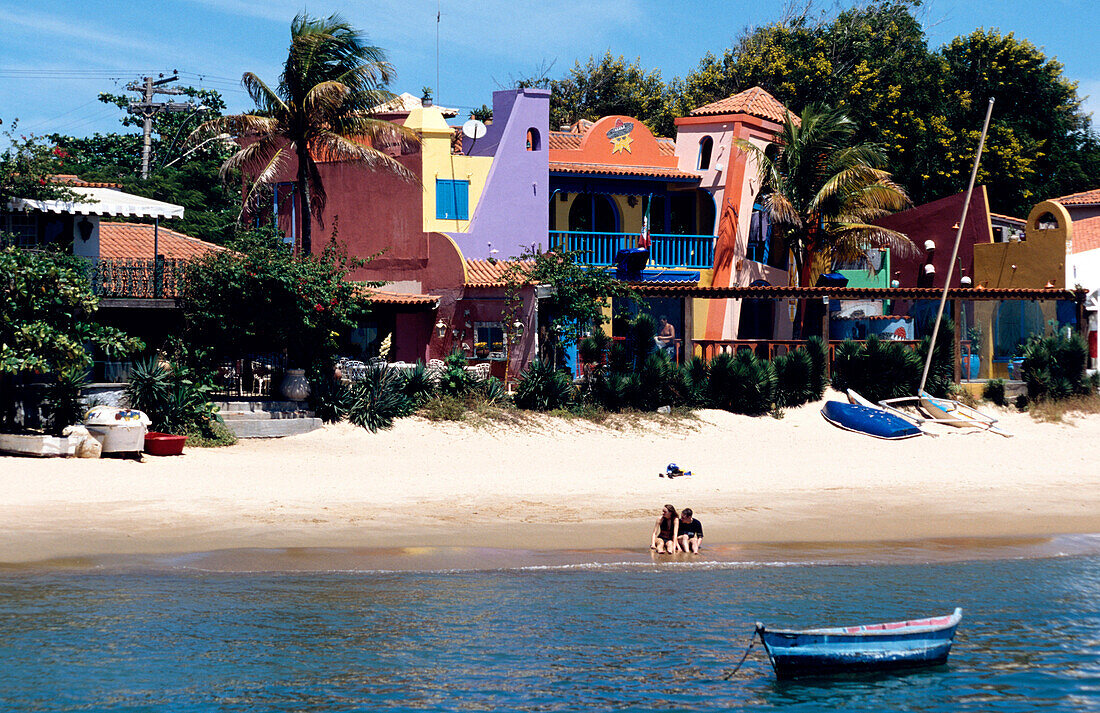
[689,86,798,124]
[548,131,584,150]
[1054,187,1100,205]
[465,259,534,287]
[360,288,440,306]
[549,161,699,181]
[50,174,121,188]
[98,222,225,260]
[656,137,676,156]
[990,212,1025,225]
[1073,215,1100,254]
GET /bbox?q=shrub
[311,375,352,423]
[422,394,467,421]
[983,378,1007,406]
[633,350,685,410]
[1022,334,1092,401]
[126,357,223,436]
[346,366,411,432]
[805,336,828,399]
[727,350,777,415]
[514,360,575,411]
[774,348,815,408]
[706,352,739,410]
[475,376,507,405]
[831,335,921,403]
[683,356,709,407]
[437,351,475,397]
[42,367,88,435]
[401,361,437,405]
[577,328,611,372]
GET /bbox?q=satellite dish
[462,119,487,140]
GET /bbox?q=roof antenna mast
[436,0,440,103]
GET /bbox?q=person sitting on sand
[651,504,680,554]
[677,508,703,554]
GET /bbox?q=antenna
[436,0,440,103]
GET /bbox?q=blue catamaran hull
[820,400,923,440]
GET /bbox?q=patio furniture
[217,362,241,394]
[465,363,491,381]
[251,361,273,395]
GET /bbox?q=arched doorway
[567,194,619,233]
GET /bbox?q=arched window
[1036,212,1058,230]
[526,128,541,151]
[697,136,713,170]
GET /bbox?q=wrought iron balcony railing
[548,231,715,270]
[83,257,185,299]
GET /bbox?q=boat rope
[721,631,758,680]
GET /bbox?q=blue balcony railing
[548,231,714,269]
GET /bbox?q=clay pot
[281,369,311,401]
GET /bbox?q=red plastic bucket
[144,432,186,456]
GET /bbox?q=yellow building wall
[973,200,1071,289]
[408,106,493,234]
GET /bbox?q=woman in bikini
[651,504,680,554]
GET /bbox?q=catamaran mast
[919,97,995,393]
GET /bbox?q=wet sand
[2,394,1099,566]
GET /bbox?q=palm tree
[195,13,417,256]
[741,104,914,290]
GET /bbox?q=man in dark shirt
[677,508,703,554]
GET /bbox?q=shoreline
[2,395,1100,566]
[4,533,1099,574]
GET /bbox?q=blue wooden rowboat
[820,400,923,440]
[756,608,963,679]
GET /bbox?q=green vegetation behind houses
[534,3,1100,217]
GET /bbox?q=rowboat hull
[917,389,991,428]
[821,400,923,440]
[757,609,962,680]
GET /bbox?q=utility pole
[126,71,192,180]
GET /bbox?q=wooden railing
[548,230,714,269]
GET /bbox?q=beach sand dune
[1,394,1099,563]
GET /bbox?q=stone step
[219,410,316,421]
[223,417,324,439]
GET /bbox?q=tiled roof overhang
[360,289,440,308]
[550,161,699,182]
[629,284,1086,301]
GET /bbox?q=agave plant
[683,356,709,407]
[514,360,575,411]
[727,350,777,415]
[1022,334,1091,401]
[43,366,88,435]
[346,365,412,432]
[774,348,815,408]
[400,361,437,405]
[805,336,828,399]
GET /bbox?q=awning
[9,186,184,219]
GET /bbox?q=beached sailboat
[875,98,1011,437]
[756,608,963,679]
[821,399,923,440]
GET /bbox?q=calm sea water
[1,549,1099,712]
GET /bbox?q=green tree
[0,120,77,208]
[47,87,240,245]
[548,52,677,136]
[179,226,374,375]
[196,12,417,256]
[0,247,142,429]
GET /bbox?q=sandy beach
[2,393,1099,565]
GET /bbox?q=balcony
[548,231,714,270]
[83,257,186,299]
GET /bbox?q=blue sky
[2,0,1099,140]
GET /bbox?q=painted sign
[606,119,634,154]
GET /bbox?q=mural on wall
[606,119,635,154]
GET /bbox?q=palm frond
[242,73,287,116]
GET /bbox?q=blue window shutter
[435,179,469,220]
[455,180,469,220]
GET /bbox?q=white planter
[280,369,311,401]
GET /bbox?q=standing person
[677,508,703,554]
[651,504,680,554]
[656,316,677,359]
